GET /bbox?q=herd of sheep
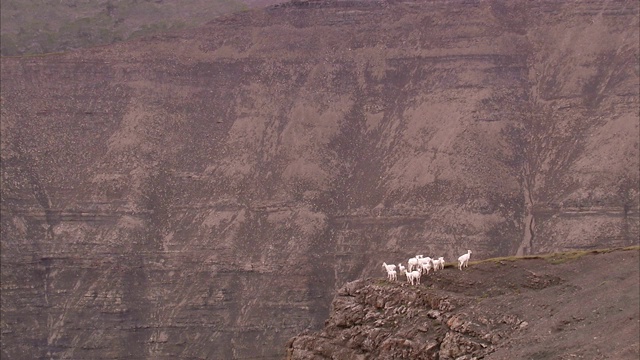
[382,250,472,285]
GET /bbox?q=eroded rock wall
[1,0,638,358]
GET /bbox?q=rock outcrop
[1,0,638,358]
[287,248,640,359]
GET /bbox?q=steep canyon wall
[1,0,638,358]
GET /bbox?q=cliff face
[287,248,640,359]
[0,0,284,56]
[1,0,639,359]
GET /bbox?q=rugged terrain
[287,247,640,359]
[1,0,639,359]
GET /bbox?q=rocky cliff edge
[287,247,640,359]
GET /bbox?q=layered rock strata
[1,0,638,358]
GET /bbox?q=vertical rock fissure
[517,172,536,256]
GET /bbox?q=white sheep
[382,263,398,281]
[430,257,441,271]
[406,270,421,285]
[407,257,419,272]
[420,259,433,275]
[382,262,396,273]
[458,250,472,270]
[432,257,445,271]
[387,269,397,281]
[397,264,406,274]
[418,256,432,273]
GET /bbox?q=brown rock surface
[287,248,640,359]
[0,0,285,56]
[1,0,638,358]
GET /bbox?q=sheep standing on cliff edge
[382,262,397,281]
[458,250,472,270]
[382,262,396,273]
[397,264,406,275]
[387,269,397,281]
[407,257,419,272]
[420,257,433,275]
[432,257,445,271]
[406,270,421,285]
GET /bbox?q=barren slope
[1,0,638,358]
